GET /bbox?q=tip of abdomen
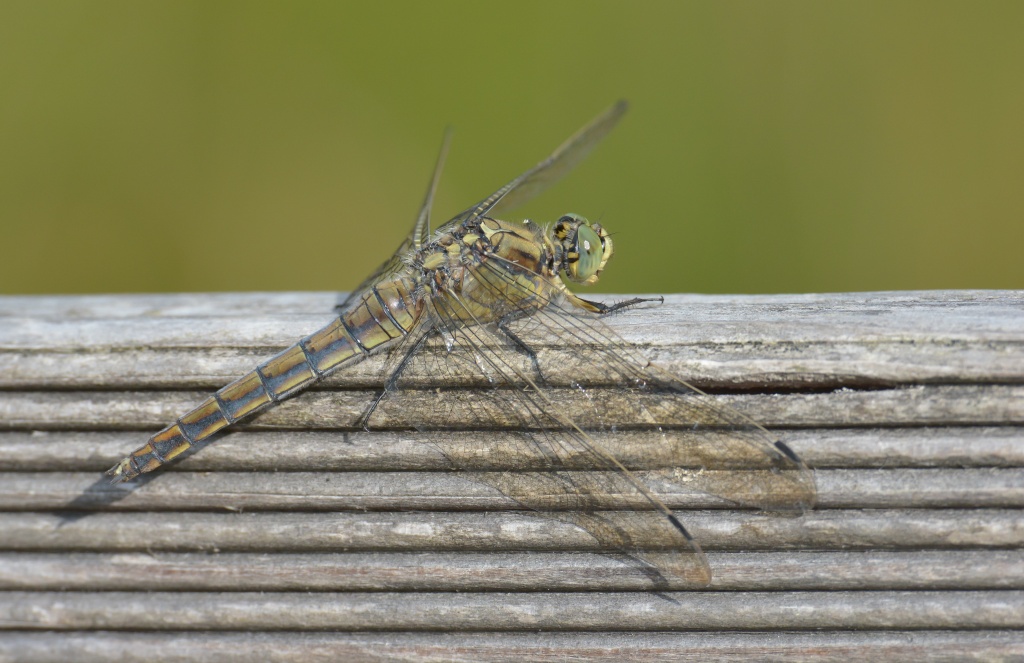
[105,457,137,484]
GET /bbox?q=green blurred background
[2,1,1021,296]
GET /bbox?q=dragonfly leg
[357,330,434,430]
[358,391,388,431]
[496,314,547,384]
[572,294,664,315]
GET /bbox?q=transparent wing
[421,99,630,244]
[468,255,817,513]
[378,317,714,586]
[412,127,453,250]
[461,99,629,223]
[344,100,627,308]
[340,129,452,309]
[370,259,814,587]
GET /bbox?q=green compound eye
[572,224,603,282]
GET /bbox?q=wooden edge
[3,385,1023,430]
[0,550,1020,592]
[2,590,1022,631]
[1,510,1019,551]
[0,630,1021,663]
[4,428,1023,471]
[2,468,1022,511]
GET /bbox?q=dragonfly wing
[340,129,452,309]
[412,127,453,250]
[379,317,713,586]
[421,100,628,240]
[370,251,815,585]
[467,255,818,512]
[344,101,626,309]
[467,100,629,222]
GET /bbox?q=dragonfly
[107,100,815,585]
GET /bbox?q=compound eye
[570,224,603,282]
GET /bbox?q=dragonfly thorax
[412,216,557,324]
[416,217,550,278]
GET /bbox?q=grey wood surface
[0,632,1021,663]
[0,291,1022,662]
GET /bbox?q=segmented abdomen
[107,279,421,482]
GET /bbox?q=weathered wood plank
[1,510,1018,552]
[1,551,1019,592]
[0,289,1014,316]
[0,631,1020,663]
[2,590,1021,631]
[2,292,1022,390]
[1,291,1021,653]
[2,289,1019,315]
[2,384,1022,431]
[3,469,1021,511]
[4,336,1020,389]
[4,428,1022,472]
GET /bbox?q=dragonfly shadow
[598,551,690,598]
[55,472,160,526]
[57,438,215,526]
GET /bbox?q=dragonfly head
[553,214,614,285]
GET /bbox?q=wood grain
[1,510,1019,551]
[0,291,1021,661]
[0,631,1020,663]
[3,590,1021,631]
[4,427,1023,471]
[3,384,1022,430]
[2,291,1021,390]
[2,469,1022,511]
[1,550,1020,592]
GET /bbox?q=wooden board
[0,291,1022,662]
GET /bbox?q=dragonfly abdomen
[107,277,423,483]
[106,343,330,483]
